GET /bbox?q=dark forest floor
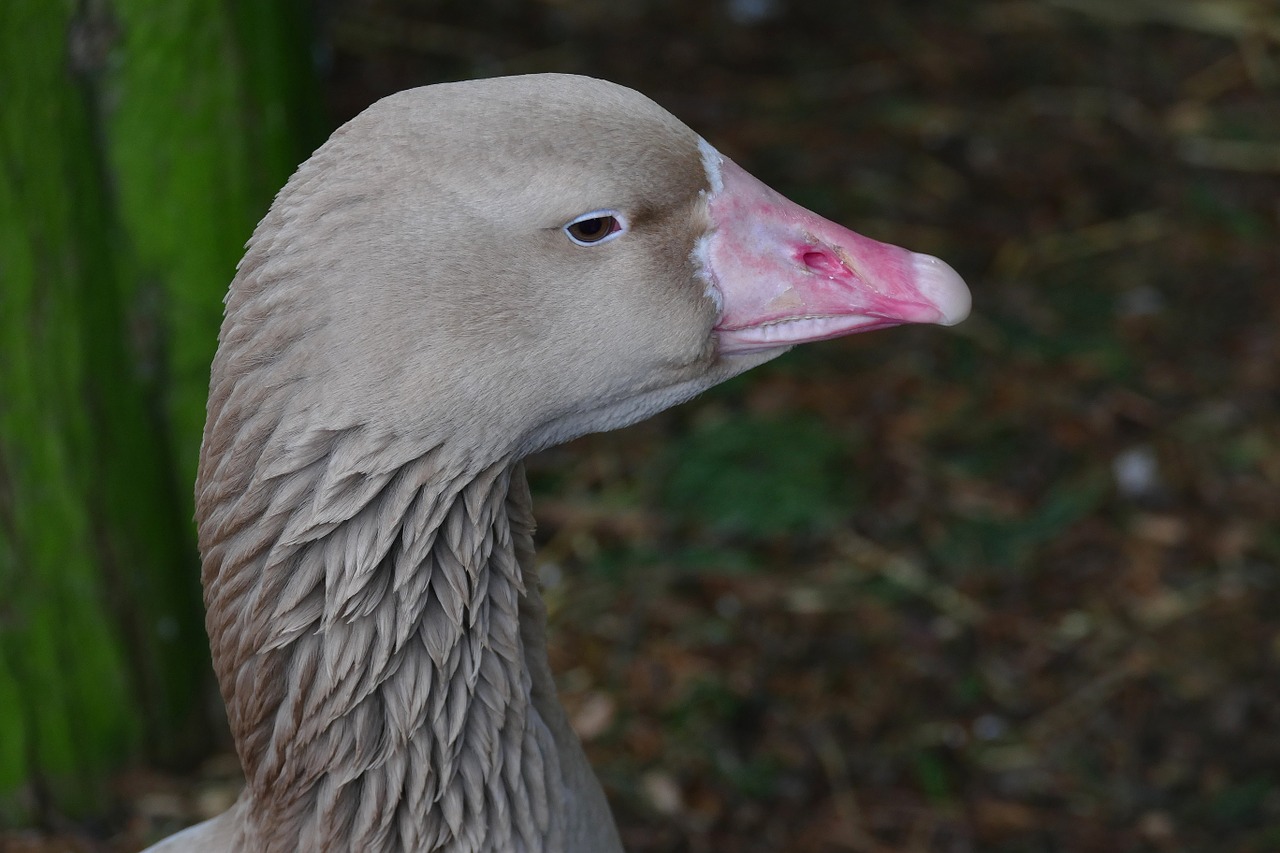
[8,1,1280,851]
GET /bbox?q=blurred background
[3,1,1279,850]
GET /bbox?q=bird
[143,73,969,853]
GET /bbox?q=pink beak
[700,154,971,355]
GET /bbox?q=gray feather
[144,73,785,853]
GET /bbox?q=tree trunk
[0,0,320,823]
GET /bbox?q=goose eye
[564,211,625,246]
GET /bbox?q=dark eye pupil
[568,216,615,243]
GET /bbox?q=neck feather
[201,440,577,852]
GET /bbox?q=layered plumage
[146,74,968,853]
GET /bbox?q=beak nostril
[801,248,848,279]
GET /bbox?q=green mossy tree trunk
[0,0,320,824]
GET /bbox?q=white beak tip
[913,253,972,326]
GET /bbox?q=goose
[145,73,969,853]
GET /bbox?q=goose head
[208,73,968,485]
